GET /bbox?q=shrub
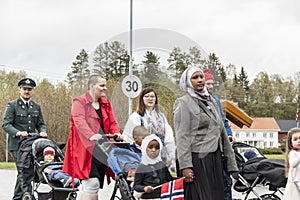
[258,147,283,154]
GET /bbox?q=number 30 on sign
[121,75,142,98]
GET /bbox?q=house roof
[276,120,298,133]
[229,117,280,130]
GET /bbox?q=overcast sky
[1,0,300,83]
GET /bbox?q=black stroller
[232,142,286,200]
[18,135,78,200]
[96,139,141,200]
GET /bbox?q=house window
[270,141,273,147]
[246,133,250,137]
[263,132,267,138]
[270,133,273,138]
[264,142,267,148]
[254,141,257,146]
[253,132,256,137]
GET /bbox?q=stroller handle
[21,132,47,138]
[29,132,39,136]
[99,133,123,142]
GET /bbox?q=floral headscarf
[141,134,163,165]
[179,66,210,101]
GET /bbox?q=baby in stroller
[232,142,286,200]
[21,137,78,200]
[97,139,141,200]
[42,146,80,188]
[129,126,150,157]
[92,126,149,200]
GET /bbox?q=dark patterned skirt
[184,149,225,200]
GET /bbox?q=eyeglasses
[143,95,156,99]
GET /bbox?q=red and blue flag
[160,177,184,200]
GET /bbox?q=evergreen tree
[167,46,206,84]
[188,46,205,67]
[93,41,129,79]
[226,73,245,106]
[142,51,160,83]
[167,47,188,84]
[67,49,90,96]
[204,53,223,91]
[238,67,250,102]
[218,66,227,82]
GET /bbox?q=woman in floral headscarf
[123,87,175,164]
[174,66,238,200]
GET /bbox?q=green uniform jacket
[2,97,47,151]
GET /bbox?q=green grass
[0,162,16,169]
[264,154,285,160]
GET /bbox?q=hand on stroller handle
[89,133,123,142]
[20,132,47,138]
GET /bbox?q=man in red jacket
[63,75,122,200]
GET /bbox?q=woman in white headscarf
[133,134,173,200]
[174,66,238,200]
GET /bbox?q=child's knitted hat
[43,146,55,157]
[203,68,214,81]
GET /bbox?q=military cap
[18,78,36,89]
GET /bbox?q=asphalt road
[0,169,284,200]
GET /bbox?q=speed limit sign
[121,75,142,98]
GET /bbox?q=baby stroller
[96,139,141,200]
[20,135,78,200]
[232,142,286,200]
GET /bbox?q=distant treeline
[1,41,299,161]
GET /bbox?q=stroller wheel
[260,194,281,200]
[22,192,34,200]
[119,178,134,200]
[66,192,77,200]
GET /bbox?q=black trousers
[11,150,33,200]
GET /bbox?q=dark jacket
[134,161,173,199]
[2,97,47,151]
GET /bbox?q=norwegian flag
[160,177,184,200]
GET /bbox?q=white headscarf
[141,134,162,165]
[179,66,210,101]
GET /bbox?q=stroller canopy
[32,138,64,161]
[107,148,141,175]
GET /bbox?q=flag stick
[142,177,185,192]
[296,108,299,128]
[154,177,185,190]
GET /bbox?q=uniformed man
[2,78,47,200]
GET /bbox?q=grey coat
[173,94,238,172]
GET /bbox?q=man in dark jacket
[2,78,47,200]
[204,69,235,200]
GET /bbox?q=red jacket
[63,92,120,182]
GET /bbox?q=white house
[229,117,280,148]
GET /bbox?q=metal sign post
[128,0,133,116]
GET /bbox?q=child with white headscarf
[133,134,173,200]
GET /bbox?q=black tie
[26,102,29,108]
